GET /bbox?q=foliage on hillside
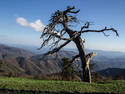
[62,57,74,80]
[0,60,2,67]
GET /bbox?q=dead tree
[40,6,118,82]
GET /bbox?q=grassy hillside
[0,77,125,94]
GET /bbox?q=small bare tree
[40,6,118,83]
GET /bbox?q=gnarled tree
[40,6,118,83]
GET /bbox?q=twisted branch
[42,32,70,40]
[44,40,71,55]
[64,6,80,14]
[70,54,80,63]
[80,22,90,31]
[81,27,119,37]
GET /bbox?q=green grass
[0,76,125,93]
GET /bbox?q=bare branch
[64,6,75,13]
[86,52,97,59]
[67,6,75,10]
[82,27,119,37]
[71,52,97,64]
[44,40,71,55]
[47,32,70,40]
[40,29,81,50]
[80,22,90,31]
[39,35,53,49]
[49,38,61,49]
[70,54,80,63]
[102,32,110,37]
[64,6,80,14]
[41,31,70,40]
[69,10,80,14]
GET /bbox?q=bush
[61,57,74,81]
[0,60,3,67]
[113,75,123,80]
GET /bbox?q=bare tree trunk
[88,67,92,83]
[73,37,91,83]
[85,66,92,83]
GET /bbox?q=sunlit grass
[0,76,125,93]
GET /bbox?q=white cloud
[16,17,45,32]
[16,17,28,26]
[29,20,45,32]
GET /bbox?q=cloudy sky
[0,0,125,52]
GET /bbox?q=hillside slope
[97,68,125,78]
[0,44,125,78]
[0,44,78,76]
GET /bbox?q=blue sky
[0,0,125,52]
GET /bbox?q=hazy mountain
[0,44,34,58]
[60,48,125,71]
[0,44,125,77]
[97,68,125,78]
[4,44,45,54]
[91,50,125,71]
[0,44,40,76]
[0,44,78,76]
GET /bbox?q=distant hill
[0,44,78,77]
[97,68,125,78]
[0,44,34,58]
[0,44,39,76]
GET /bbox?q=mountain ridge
[0,44,125,78]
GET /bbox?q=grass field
[0,76,125,94]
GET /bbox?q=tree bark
[73,36,91,83]
[85,65,92,83]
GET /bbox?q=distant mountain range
[0,44,78,77]
[0,44,125,78]
[97,68,125,78]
